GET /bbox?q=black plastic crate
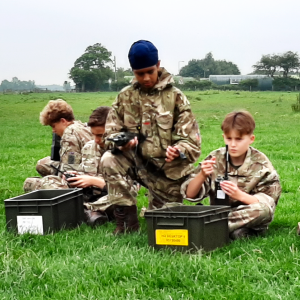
[144,205,231,252]
[5,189,84,234]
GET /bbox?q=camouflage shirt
[181,146,281,207]
[79,140,105,177]
[105,68,201,180]
[60,120,93,171]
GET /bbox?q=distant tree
[0,78,35,92]
[239,79,258,90]
[253,51,300,78]
[115,68,133,81]
[252,54,280,77]
[179,53,240,78]
[278,51,300,78]
[69,43,114,92]
[179,59,203,78]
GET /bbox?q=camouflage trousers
[23,175,69,192]
[228,199,275,233]
[100,150,188,208]
[36,156,59,177]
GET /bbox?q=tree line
[0,77,35,92]
[179,52,240,78]
[252,51,300,78]
[1,43,299,93]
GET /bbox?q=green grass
[1,91,300,299]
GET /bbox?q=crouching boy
[181,111,281,240]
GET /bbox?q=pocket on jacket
[156,112,173,149]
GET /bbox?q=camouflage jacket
[60,120,93,171]
[79,140,105,178]
[105,68,201,180]
[181,146,281,207]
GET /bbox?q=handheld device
[50,164,76,179]
[51,133,61,161]
[214,145,230,206]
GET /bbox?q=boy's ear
[250,134,255,144]
[156,61,161,68]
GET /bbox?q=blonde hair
[221,110,255,135]
[39,99,74,126]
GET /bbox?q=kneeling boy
[182,111,281,240]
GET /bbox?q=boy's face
[51,119,69,137]
[133,61,160,89]
[91,126,105,148]
[223,130,255,161]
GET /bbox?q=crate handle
[204,216,228,224]
[18,206,39,214]
[157,218,184,226]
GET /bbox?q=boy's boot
[230,227,267,240]
[105,205,116,222]
[125,205,140,232]
[84,209,109,228]
[113,205,139,235]
[113,206,126,234]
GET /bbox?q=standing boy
[100,40,201,234]
[182,111,281,239]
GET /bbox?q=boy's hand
[165,146,180,162]
[119,137,138,152]
[67,175,93,188]
[200,157,216,178]
[220,180,242,200]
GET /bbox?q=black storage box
[5,189,84,234]
[144,205,231,252]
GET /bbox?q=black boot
[84,209,109,228]
[113,206,126,234]
[113,205,139,235]
[125,205,140,232]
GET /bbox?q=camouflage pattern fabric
[35,120,93,176]
[84,195,112,212]
[181,146,281,232]
[36,157,59,177]
[100,149,189,208]
[104,67,201,181]
[23,177,43,193]
[23,175,69,192]
[80,140,105,177]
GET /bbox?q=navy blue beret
[128,40,158,70]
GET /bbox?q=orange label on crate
[155,229,188,246]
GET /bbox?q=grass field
[0,91,300,299]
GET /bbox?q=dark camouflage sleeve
[172,90,201,163]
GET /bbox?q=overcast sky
[1,0,299,85]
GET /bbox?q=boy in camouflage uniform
[23,99,93,192]
[100,40,201,234]
[24,107,116,227]
[181,111,281,240]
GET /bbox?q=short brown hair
[39,99,74,126]
[88,106,111,127]
[221,111,255,135]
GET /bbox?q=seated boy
[24,106,119,227]
[23,99,93,192]
[181,111,281,240]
